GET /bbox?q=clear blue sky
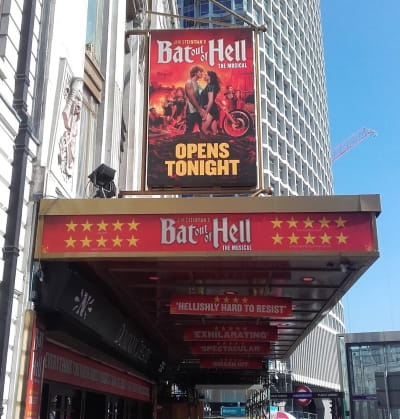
[321,0,400,332]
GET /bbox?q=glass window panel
[200,1,209,15]
[386,344,400,371]
[86,0,104,62]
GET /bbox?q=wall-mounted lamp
[251,187,274,197]
[88,164,116,198]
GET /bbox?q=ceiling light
[149,275,160,281]
[302,276,315,282]
[224,290,237,295]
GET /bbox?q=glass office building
[177,1,342,413]
[178,0,333,196]
[339,331,400,419]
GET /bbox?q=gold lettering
[164,159,240,176]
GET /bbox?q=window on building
[277,117,283,134]
[266,84,273,101]
[273,50,281,67]
[288,171,293,188]
[266,40,273,57]
[284,81,290,98]
[86,0,104,64]
[267,107,274,124]
[276,94,283,112]
[266,62,273,79]
[275,70,283,89]
[272,8,279,24]
[283,59,289,76]
[268,132,274,149]
[213,0,231,14]
[294,155,300,171]
[279,164,284,179]
[273,30,279,45]
[200,1,209,15]
[269,157,276,175]
[234,0,243,12]
[296,178,301,194]
[0,0,8,57]
[262,147,268,167]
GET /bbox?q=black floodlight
[88,164,116,198]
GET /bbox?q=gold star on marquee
[214,296,221,303]
[303,217,314,228]
[336,232,348,244]
[320,232,331,244]
[287,217,298,228]
[272,233,283,244]
[319,217,330,228]
[127,235,138,247]
[65,236,76,248]
[304,233,315,244]
[224,296,229,303]
[335,217,347,228]
[233,296,239,303]
[271,218,283,229]
[128,219,140,230]
[112,236,123,247]
[96,236,107,247]
[113,220,124,231]
[97,220,108,231]
[66,220,78,232]
[81,236,92,247]
[241,297,248,304]
[288,233,299,244]
[82,220,93,231]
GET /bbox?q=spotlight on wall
[251,187,274,197]
[88,164,116,198]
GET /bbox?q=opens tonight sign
[146,28,257,189]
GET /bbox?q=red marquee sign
[200,358,263,369]
[44,342,151,401]
[191,342,270,355]
[38,211,376,257]
[170,295,292,318]
[183,325,278,342]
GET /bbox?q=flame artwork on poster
[147,28,257,189]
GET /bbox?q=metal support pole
[0,0,36,415]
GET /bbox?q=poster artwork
[147,28,257,189]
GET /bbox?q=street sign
[220,406,246,416]
[294,385,312,407]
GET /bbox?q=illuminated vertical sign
[147,28,257,189]
[24,320,45,419]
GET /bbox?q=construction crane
[331,127,377,162]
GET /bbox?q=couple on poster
[185,65,221,138]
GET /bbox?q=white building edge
[0,1,177,417]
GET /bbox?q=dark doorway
[41,383,82,419]
[84,391,106,418]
